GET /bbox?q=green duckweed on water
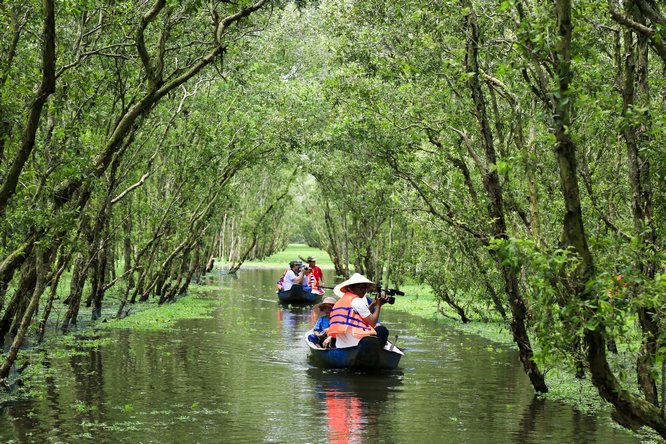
[98,289,225,332]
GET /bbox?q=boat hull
[306,330,403,370]
[277,285,321,304]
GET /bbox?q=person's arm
[294,270,304,284]
[314,318,324,336]
[363,303,381,327]
[354,295,387,328]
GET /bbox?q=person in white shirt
[280,260,304,292]
[323,273,390,349]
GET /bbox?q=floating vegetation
[79,420,145,432]
[99,294,227,331]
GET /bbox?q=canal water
[0,268,640,443]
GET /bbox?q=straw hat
[332,273,375,297]
[313,296,338,317]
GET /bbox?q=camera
[375,283,404,305]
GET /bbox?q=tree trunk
[0,248,49,380]
[0,258,37,340]
[123,201,135,290]
[342,210,350,277]
[435,285,470,323]
[37,249,69,342]
[62,253,87,331]
[464,2,547,393]
[0,232,38,308]
[552,0,665,435]
[323,201,345,277]
[621,0,660,406]
[179,245,201,295]
[91,208,111,321]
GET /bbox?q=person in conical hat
[324,273,390,349]
[332,273,374,297]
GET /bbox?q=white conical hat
[333,273,375,297]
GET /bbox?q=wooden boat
[305,329,404,370]
[277,285,321,304]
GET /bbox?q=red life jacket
[328,292,376,339]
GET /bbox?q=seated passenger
[307,297,337,348]
[302,265,325,295]
[323,273,390,349]
[277,260,304,292]
[298,255,324,287]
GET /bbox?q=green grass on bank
[393,284,514,344]
[241,244,335,269]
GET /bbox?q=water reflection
[307,368,403,444]
[276,304,316,341]
[70,346,106,421]
[512,395,608,444]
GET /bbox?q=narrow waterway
[0,268,639,443]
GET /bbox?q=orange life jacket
[328,292,376,339]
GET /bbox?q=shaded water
[0,268,639,443]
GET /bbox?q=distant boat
[277,285,321,304]
[305,330,404,369]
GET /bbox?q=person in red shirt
[306,256,324,287]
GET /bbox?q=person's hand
[376,291,389,306]
[323,336,333,348]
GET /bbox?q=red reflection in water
[326,391,364,444]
